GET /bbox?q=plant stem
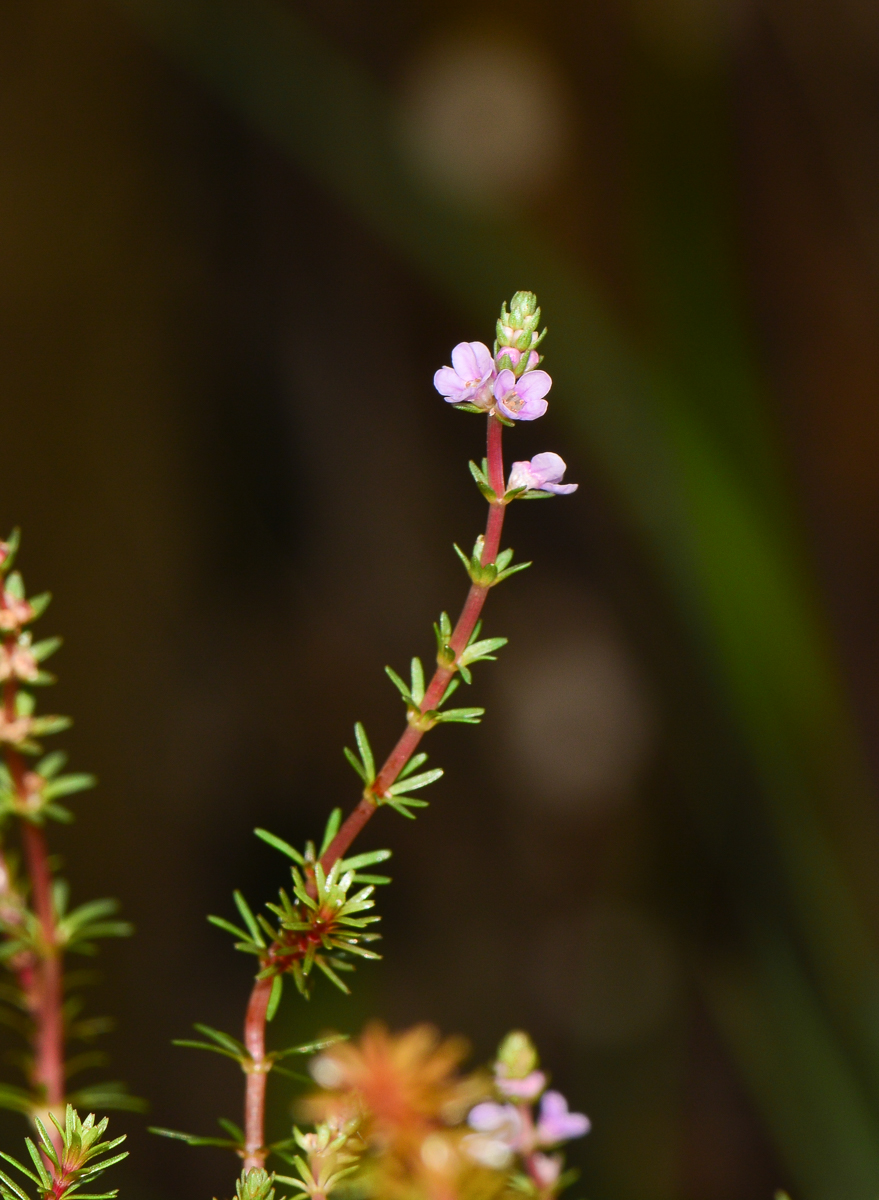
[242,975,273,1171]
[320,414,507,869]
[1,608,65,1133]
[238,414,509,1171]
[20,815,64,1112]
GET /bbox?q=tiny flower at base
[493,368,551,421]
[535,1091,590,1145]
[434,341,495,409]
[508,452,578,495]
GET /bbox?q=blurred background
[3,1,879,1197]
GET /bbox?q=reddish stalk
[1,591,65,1147]
[242,976,273,1170]
[238,415,510,1167]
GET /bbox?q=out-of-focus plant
[149,292,589,1200]
[0,540,137,1190]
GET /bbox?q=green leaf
[30,637,62,663]
[0,529,20,575]
[234,891,266,946]
[319,808,342,856]
[207,915,252,942]
[35,750,66,778]
[43,774,96,800]
[387,768,443,795]
[410,657,425,706]
[339,849,391,870]
[0,1085,34,1115]
[253,828,304,865]
[343,746,366,782]
[436,707,484,724]
[397,752,428,779]
[494,561,532,584]
[354,722,374,783]
[266,974,283,1022]
[148,1127,236,1148]
[26,593,51,621]
[384,666,412,704]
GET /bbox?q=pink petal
[451,341,493,382]
[493,368,516,402]
[434,366,468,400]
[516,369,552,401]
[507,460,541,491]
[471,341,495,378]
[529,452,566,486]
[516,395,549,421]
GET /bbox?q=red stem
[320,414,507,869]
[0,598,64,1147]
[242,975,273,1170]
[238,415,509,1170]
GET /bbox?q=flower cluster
[463,1032,589,1195]
[294,1025,588,1200]
[434,292,577,498]
[434,292,551,421]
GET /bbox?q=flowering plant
[0,292,586,1200]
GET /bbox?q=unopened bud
[496,291,546,355]
[496,1030,538,1079]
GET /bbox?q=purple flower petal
[451,341,493,382]
[542,481,578,494]
[536,1091,591,1146]
[529,452,566,485]
[434,365,469,401]
[515,369,552,402]
[513,394,549,421]
[507,460,542,492]
[493,369,517,403]
[468,1102,511,1133]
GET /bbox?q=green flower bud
[496,291,546,353]
[496,1029,539,1079]
[236,1168,276,1200]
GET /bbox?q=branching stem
[238,414,510,1168]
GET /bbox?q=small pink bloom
[530,1152,563,1189]
[0,595,33,632]
[493,368,551,421]
[434,342,495,408]
[0,645,38,683]
[535,1091,590,1146]
[507,453,577,495]
[464,1102,523,1168]
[495,1068,547,1100]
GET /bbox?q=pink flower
[495,1068,547,1100]
[464,1102,524,1168]
[535,1091,590,1146]
[434,342,495,409]
[507,453,577,495]
[493,368,551,421]
[530,1153,563,1188]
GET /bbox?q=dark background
[3,2,879,1198]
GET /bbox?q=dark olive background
[2,3,879,1199]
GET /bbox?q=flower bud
[496,291,545,354]
[495,1030,538,1080]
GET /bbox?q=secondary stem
[1,605,65,1136]
[238,414,509,1171]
